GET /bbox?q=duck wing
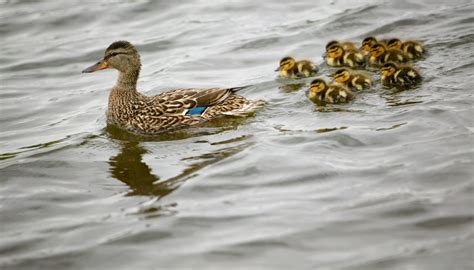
[151,87,243,115]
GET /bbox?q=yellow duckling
[368,43,408,67]
[276,56,319,78]
[360,36,378,56]
[326,44,365,68]
[387,38,425,60]
[307,78,354,105]
[326,40,359,52]
[332,68,373,91]
[380,62,421,88]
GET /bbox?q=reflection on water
[109,141,165,196]
[279,83,307,93]
[106,118,252,197]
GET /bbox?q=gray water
[1,0,474,269]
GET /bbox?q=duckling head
[361,36,377,51]
[327,44,344,59]
[369,43,386,58]
[83,40,141,74]
[380,62,398,77]
[326,40,340,50]
[309,78,328,95]
[276,56,296,72]
[387,38,402,49]
[332,68,351,84]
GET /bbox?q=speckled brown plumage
[83,41,263,135]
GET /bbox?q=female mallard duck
[332,68,373,91]
[380,62,421,88]
[82,41,264,135]
[368,43,408,67]
[326,44,365,68]
[276,56,318,78]
[307,78,354,105]
[386,38,425,60]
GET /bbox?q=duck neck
[116,68,140,90]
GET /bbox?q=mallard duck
[332,68,372,91]
[380,62,421,88]
[82,41,264,135]
[276,56,318,78]
[307,78,354,105]
[368,43,408,67]
[326,40,359,51]
[326,44,365,68]
[387,38,425,60]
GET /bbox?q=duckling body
[332,68,372,91]
[387,38,425,60]
[369,43,408,67]
[277,56,318,78]
[380,62,421,88]
[83,41,263,135]
[308,78,354,105]
[326,44,365,68]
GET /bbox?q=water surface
[1,0,473,269]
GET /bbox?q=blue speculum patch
[186,106,207,115]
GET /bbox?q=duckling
[380,62,421,88]
[326,44,365,68]
[360,36,378,56]
[332,68,373,91]
[276,56,319,78]
[368,43,408,67]
[326,40,359,52]
[387,38,425,60]
[307,78,354,105]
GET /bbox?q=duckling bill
[83,40,264,135]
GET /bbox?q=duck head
[276,56,296,72]
[332,68,351,84]
[387,38,402,49]
[369,43,386,58]
[326,44,344,59]
[82,41,141,74]
[380,62,398,77]
[361,36,377,52]
[309,78,328,95]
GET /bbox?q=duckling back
[296,60,319,77]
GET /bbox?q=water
[1,0,473,269]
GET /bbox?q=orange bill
[82,60,109,73]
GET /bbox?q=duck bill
[82,60,109,73]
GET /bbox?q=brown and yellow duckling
[368,43,408,67]
[380,62,421,88]
[360,36,378,56]
[307,78,354,105]
[326,43,366,68]
[82,41,264,135]
[386,38,425,60]
[276,56,319,78]
[332,68,373,91]
[326,40,359,52]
